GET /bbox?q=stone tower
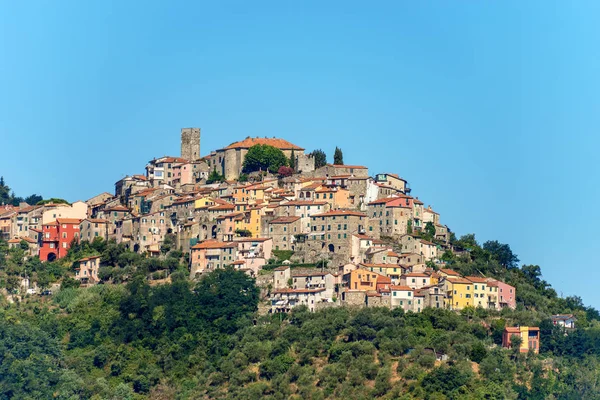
[181,128,201,161]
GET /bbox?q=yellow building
[195,196,217,210]
[245,184,271,204]
[466,276,489,308]
[445,277,473,310]
[240,206,264,238]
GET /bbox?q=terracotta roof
[231,260,246,265]
[311,210,366,218]
[353,234,375,240]
[388,251,400,257]
[390,285,413,291]
[270,216,300,224]
[300,183,322,191]
[367,198,396,205]
[439,268,460,276]
[404,272,430,278]
[105,205,130,212]
[552,314,576,321]
[273,266,290,271]
[447,277,472,285]
[191,240,236,250]
[466,276,488,283]
[223,137,304,151]
[209,204,236,211]
[153,156,187,163]
[78,255,101,261]
[55,218,82,224]
[172,197,196,205]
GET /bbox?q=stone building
[313,164,369,178]
[208,137,306,181]
[79,218,110,242]
[294,152,316,174]
[74,256,101,285]
[145,156,187,187]
[181,127,201,161]
[374,173,410,194]
[189,240,237,277]
[302,210,368,266]
[267,216,302,251]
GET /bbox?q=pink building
[495,280,516,309]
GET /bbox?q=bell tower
[181,128,201,161]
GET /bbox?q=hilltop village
[1,128,520,321]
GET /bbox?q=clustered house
[7,127,516,316]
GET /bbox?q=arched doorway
[211,226,217,239]
[328,244,335,253]
[47,252,57,262]
[133,244,140,253]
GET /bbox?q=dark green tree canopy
[207,168,225,184]
[242,144,289,173]
[310,149,327,169]
[483,240,520,268]
[333,146,344,165]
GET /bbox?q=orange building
[502,326,540,353]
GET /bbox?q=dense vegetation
[242,144,290,174]
[2,234,600,399]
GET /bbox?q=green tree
[310,149,327,168]
[483,240,520,268]
[0,177,13,205]
[207,168,225,184]
[290,149,296,170]
[242,144,289,174]
[25,194,43,205]
[424,222,436,240]
[333,147,344,165]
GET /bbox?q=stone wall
[296,153,315,173]
[181,128,201,161]
[342,290,367,307]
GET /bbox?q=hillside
[2,237,600,399]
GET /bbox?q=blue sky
[1,1,599,306]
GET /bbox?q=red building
[39,218,82,261]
